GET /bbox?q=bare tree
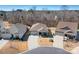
[61,5,68,21]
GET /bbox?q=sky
[0,5,79,11]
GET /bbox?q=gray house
[0,21,12,39]
[55,21,78,40]
[15,23,28,39]
[0,21,29,40]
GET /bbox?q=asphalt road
[23,47,71,54]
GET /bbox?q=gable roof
[60,26,71,30]
[15,23,28,33]
[30,23,48,32]
[9,24,18,34]
[56,21,78,35]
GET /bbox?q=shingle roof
[56,21,78,35]
[15,23,28,33]
[30,23,48,32]
[60,26,71,30]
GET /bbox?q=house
[0,21,12,39]
[0,11,6,21]
[0,20,29,40]
[15,23,29,40]
[55,21,78,40]
[28,23,49,50]
[0,21,18,39]
[30,23,49,37]
[8,23,29,40]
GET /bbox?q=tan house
[55,21,78,39]
[30,23,48,36]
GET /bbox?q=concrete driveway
[71,47,79,54]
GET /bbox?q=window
[2,31,5,34]
[0,14,3,16]
[39,32,42,35]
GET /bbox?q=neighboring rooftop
[30,23,48,32]
[56,21,78,35]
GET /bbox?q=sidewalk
[0,40,9,49]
